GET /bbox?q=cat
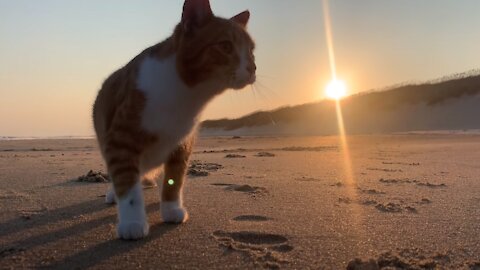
[92,0,256,240]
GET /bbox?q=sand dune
[202,73,480,136]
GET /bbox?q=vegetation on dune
[202,72,480,132]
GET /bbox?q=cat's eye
[217,41,234,54]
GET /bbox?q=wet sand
[0,135,479,269]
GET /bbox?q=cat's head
[174,0,256,91]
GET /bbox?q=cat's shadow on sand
[0,199,178,269]
[51,222,176,269]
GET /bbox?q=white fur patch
[136,56,218,171]
[234,46,255,88]
[137,56,209,136]
[161,200,188,224]
[117,182,149,240]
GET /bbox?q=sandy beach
[1,135,479,269]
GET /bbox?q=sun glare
[325,79,347,100]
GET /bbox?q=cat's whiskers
[256,74,276,80]
[252,81,277,104]
[250,85,258,101]
[249,84,276,127]
[257,81,288,100]
[251,84,267,103]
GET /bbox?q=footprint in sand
[233,215,271,222]
[228,185,268,194]
[295,176,321,182]
[75,170,110,183]
[347,249,475,270]
[225,154,246,158]
[0,247,26,259]
[382,161,420,166]
[337,197,418,213]
[212,230,293,269]
[357,187,386,195]
[417,198,432,204]
[211,183,268,195]
[188,160,223,177]
[211,183,234,187]
[375,202,418,213]
[379,178,446,188]
[279,146,337,152]
[416,182,446,188]
[375,202,401,213]
[255,152,276,157]
[338,197,353,204]
[379,178,415,184]
[367,168,403,173]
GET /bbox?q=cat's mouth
[248,74,257,84]
[232,74,256,90]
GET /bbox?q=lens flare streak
[322,0,355,187]
[322,0,365,237]
[334,100,353,186]
[322,0,337,81]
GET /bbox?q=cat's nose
[247,62,256,74]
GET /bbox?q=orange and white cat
[92,0,256,240]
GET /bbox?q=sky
[1,0,479,137]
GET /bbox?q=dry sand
[0,135,479,269]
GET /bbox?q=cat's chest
[142,99,199,139]
[136,56,204,139]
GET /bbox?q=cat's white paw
[161,201,188,223]
[116,182,149,240]
[117,221,149,240]
[105,187,116,204]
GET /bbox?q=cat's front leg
[160,139,193,223]
[116,181,149,239]
[104,174,157,205]
[105,141,149,240]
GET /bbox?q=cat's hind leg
[160,138,193,223]
[105,186,116,204]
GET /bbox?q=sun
[325,79,347,100]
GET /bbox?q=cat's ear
[182,0,213,33]
[231,10,250,28]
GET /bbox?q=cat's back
[93,65,130,140]
[93,40,175,138]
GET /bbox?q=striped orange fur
[92,0,256,239]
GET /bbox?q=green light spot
[168,179,175,186]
